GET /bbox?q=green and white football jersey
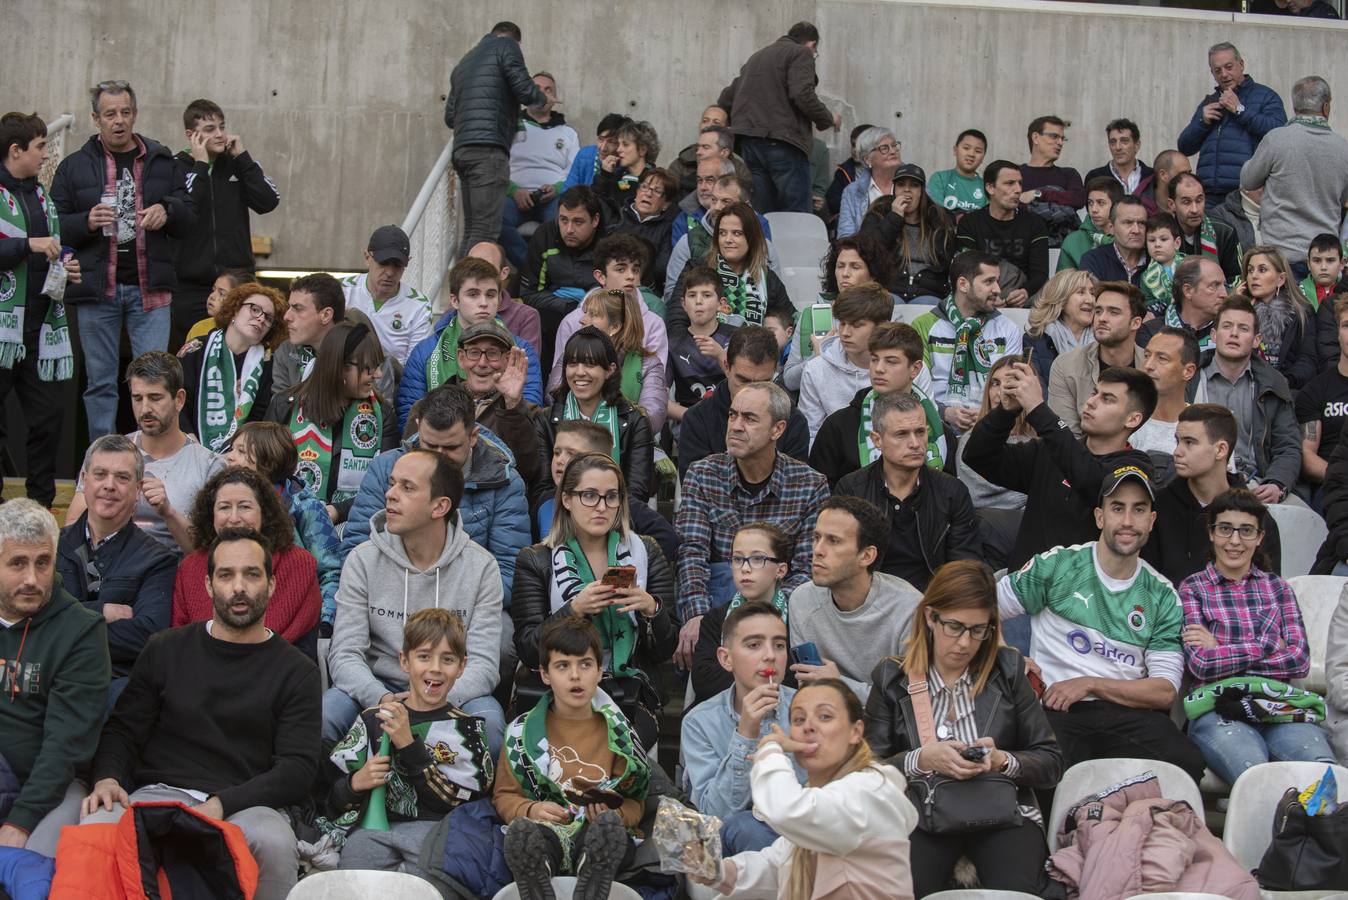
[997,543,1184,694]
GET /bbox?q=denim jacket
[680,684,803,818]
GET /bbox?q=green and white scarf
[727,588,788,622]
[550,532,644,679]
[1140,253,1184,319]
[1194,216,1218,259]
[0,184,72,380]
[290,396,383,503]
[295,344,316,381]
[197,328,265,452]
[503,688,650,855]
[1299,275,1325,311]
[424,315,511,392]
[562,390,620,461]
[715,254,767,325]
[1184,675,1326,725]
[858,386,946,470]
[1290,115,1331,130]
[1163,301,1216,354]
[940,294,987,391]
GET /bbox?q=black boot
[572,810,628,900]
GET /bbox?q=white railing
[38,113,76,190]
[400,139,461,312]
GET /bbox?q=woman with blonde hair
[1025,268,1098,389]
[578,287,668,432]
[865,560,1062,897]
[1235,244,1317,387]
[692,677,915,899]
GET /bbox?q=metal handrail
[400,139,453,236]
[38,113,76,189]
[400,138,459,310]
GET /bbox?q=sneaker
[573,810,627,900]
[504,818,557,900]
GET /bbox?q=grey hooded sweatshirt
[328,509,502,709]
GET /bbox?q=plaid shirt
[675,451,829,620]
[1178,562,1310,684]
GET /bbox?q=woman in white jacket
[697,678,917,899]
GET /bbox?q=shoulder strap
[906,675,939,747]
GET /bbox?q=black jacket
[1143,474,1283,584]
[1208,188,1258,256]
[615,202,677,291]
[676,378,811,480]
[835,460,981,583]
[963,403,1154,569]
[444,33,547,150]
[50,134,195,302]
[171,150,279,287]
[858,201,959,301]
[1315,433,1348,573]
[809,386,959,488]
[864,648,1064,808]
[1178,217,1242,285]
[509,537,678,671]
[57,515,176,677]
[536,395,655,503]
[0,163,55,339]
[1083,161,1155,194]
[520,219,601,316]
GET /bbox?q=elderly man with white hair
[837,126,903,238]
[0,499,110,856]
[1241,74,1348,273]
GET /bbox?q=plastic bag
[1299,767,1340,817]
[651,796,723,883]
[40,255,67,301]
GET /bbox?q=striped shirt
[1178,563,1310,684]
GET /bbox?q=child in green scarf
[1140,213,1184,318]
[494,616,650,900]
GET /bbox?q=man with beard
[0,500,109,857]
[1048,281,1147,437]
[996,468,1205,781]
[80,527,320,900]
[63,351,223,555]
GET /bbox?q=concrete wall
[7,0,1347,270]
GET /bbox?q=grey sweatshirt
[1241,120,1348,263]
[787,572,921,702]
[328,510,502,708]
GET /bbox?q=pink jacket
[1049,774,1258,900]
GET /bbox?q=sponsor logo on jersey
[1064,629,1137,667]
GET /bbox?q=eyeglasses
[636,183,666,197]
[570,489,622,509]
[1039,132,1068,143]
[731,553,781,570]
[1212,522,1261,540]
[459,346,505,363]
[240,301,275,326]
[931,611,993,642]
[344,361,379,375]
[870,141,901,155]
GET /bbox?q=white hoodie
[328,510,502,709]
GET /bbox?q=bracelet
[527,801,538,819]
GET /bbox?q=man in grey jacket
[717,21,840,214]
[1240,75,1348,273]
[445,22,547,255]
[322,448,506,755]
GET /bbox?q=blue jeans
[499,195,560,272]
[708,562,737,609]
[76,284,171,438]
[721,809,780,854]
[322,685,507,760]
[739,137,812,213]
[1189,711,1336,785]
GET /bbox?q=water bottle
[99,189,116,237]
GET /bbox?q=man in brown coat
[717,21,840,214]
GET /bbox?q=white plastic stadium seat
[998,307,1030,332]
[1047,760,1203,852]
[1287,575,1345,695]
[1122,894,1236,899]
[780,266,824,311]
[1267,504,1328,579]
[317,637,331,693]
[493,877,642,900]
[1223,761,1348,900]
[925,891,1043,899]
[892,304,929,325]
[1048,248,1061,272]
[287,870,443,899]
[764,211,829,270]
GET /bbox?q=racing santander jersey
[997,542,1184,694]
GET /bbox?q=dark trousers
[0,343,65,507]
[170,282,211,353]
[1046,699,1206,782]
[453,144,511,257]
[739,137,813,213]
[909,819,1054,898]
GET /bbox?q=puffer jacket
[536,394,655,503]
[864,647,1063,812]
[1049,774,1258,900]
[717,35,835,156]
[858,197,959,301]
[444,33,546,150]
[48,801,258,900]
[519,218,602,316]
[0,848,52,900]
[1177,76,1287,198]
[339,429,530,599]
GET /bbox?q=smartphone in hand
[790,642,823,667]
[601,566,637,590]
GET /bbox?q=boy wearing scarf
[1140,213,1185,318]
[0,113,77,509]
[495,615,649,900]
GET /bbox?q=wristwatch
[1235,103,1246,116]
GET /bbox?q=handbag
[904,676,1023,834]
[1255,787,1348,890]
